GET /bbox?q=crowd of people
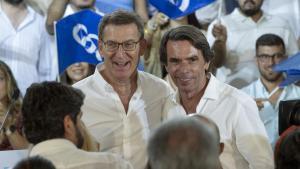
[1,0,300,169]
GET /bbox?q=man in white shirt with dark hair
[207,0,298,89]
[161,25,274,169]
[242,33,300,148]
[23,82,132,169]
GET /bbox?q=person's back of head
[188,114,224,154]
[275,126,300,169]
[13,156,56,169]
[147,118,220,169]
[22,81,84,145]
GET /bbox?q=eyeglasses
[102,40,140,52]
[256,53,286,63]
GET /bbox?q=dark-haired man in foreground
[22,82,132,169]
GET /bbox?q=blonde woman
[0,60,28,150]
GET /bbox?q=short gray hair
[147,118,220,169]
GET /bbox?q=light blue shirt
[242,79,300,147]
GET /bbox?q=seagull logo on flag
[72,24,102,62]
[149,0,215,19]
[56,10,102,73]
[168,0,190,12]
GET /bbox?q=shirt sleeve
[233,99,274,169]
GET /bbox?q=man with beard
[22,82,133,169]
[206,0,298,89]
[242,34,300,148]
[0,0,54,95]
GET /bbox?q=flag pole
[217,0,223,23]
[54,21,61,83]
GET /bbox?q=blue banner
[149,0,216,19]
[273,52,300,86]
[56,10,102,73]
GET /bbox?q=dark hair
[60,63,95,85]
[256,34,286,53]
[13,156,56,169]
[275,126,300,169]
[22,81,85,144]
[159,25,214,66]
[147,118,220,169]
[98,10,144,40]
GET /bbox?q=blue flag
[56,10,102,73]
[149,0,216,19]
[273,52,300,86]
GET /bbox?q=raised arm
[210,23,227,68]
[134,0,149,23]
[45,0,70,35]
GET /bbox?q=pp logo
[168,0,190,12]
[72,24,102,61]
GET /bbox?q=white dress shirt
[73,64,173,169]
[242,79,300,147]
[164,75,274,169]
[0,5,54,95]
[29,139,133,169]
[207,8,299,89]
[262,0,300,39]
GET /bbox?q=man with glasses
[206,0,298,89]
[242,34,300,148]
[73,10,172,169]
